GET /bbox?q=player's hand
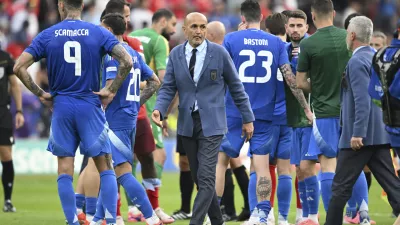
[162,119,169,137]
[351,137,364,150]
[15,112,25,129]
[238,22,248,31]
[39,92,53,109]
[152,110,163,128]
[304,108,314,125]
[242,122,254,143]
[93,88,116,109]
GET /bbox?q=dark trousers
[325,145,400,225]
[180,112,224,225]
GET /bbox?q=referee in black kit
[0,48,24,212]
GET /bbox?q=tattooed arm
[296,71,311,93]
[13,52,45,97]
[140,74,161,106]
[280,64,313,123]
[108,44,134,94]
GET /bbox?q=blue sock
[118,172,153,218]
[346,186,358,219]
[277,175,292,220]
[304,176,320,215]
[298,180,309,218]
[76,193,85,210]
[218,196,222,206]
[85,197,98,216]
[256,200,271,219]
[58,174,79,225]
[100,170,118,224]
[248,172,257,212]
[354,172,369,212]
[93,191,105,222]
[320,172,335,212]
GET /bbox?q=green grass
[0,173,397,224]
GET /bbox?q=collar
[353,45,368,55]
[185,39,207,55]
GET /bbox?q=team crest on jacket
[210,69,217,81]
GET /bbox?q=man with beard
[284,10,311,225]
[128,9,177,224]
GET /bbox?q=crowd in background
[1,0,399,138]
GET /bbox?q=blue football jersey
[102,43,154,130]
[24,19,119,104]
[223,28,289,121]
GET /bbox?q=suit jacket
[339,46,389,148]
[154,40,254,137]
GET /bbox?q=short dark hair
[240,0,261,23]
[105,0,129,14]
[102,13,126,35]
[281,10,292,18]
[63,0,83,10]
[344,12,362,30]
[311,0,334,16]
[289,10,307,22]
[152,9,174,23]
[265,13,287,36]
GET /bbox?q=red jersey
[122,34,148,120]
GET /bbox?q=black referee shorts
[0,127,14,146]
[176,134,186,156]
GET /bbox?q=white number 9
[64,41,82,76]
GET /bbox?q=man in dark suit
[152,12,254,225]
[325,16,400,225]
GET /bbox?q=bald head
[183,12,208,47]
[206,21,226,45]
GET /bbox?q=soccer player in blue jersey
[12,0,133,225]
[88,13,162,225]
[215,1,313,224]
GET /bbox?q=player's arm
[141,73,160,106]
[296,71,311,93]
[13,52,46,98]
[8,55,24,129]
[107,44,134,94]
[295,40,311,93]
[154,37,169,82]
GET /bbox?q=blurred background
[1,0,399,173]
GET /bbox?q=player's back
[298,26,350,118]
[223,29,287,121]
[26,20,119,104]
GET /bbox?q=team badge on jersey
[210,69,217,81]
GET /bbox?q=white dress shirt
[185,40,207,111]
[352,45,368,55]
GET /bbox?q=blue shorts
[290,127,317,165]
[221,118,273,158]
[307,117,340,158]
[108,128,136,167]
[268,125,292,161]
[47,96,111,157]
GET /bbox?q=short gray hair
[372,31,387,41]
[348,16,373,44]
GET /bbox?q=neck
[291,40,300,47]
[277,34,286,42]
[116,35,124,42]
[247,22,260,30]
[352,41,367,52]
[315,19,333,30]
[151,24,162,34]
[65,11,81,20]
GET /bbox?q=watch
[16,110,23,115]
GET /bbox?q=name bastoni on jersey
[244,38,269,46]
[55,29,89,37]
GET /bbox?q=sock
[248,172,257,212]
[76,193,85,211]
[277,175,292,221]
[1,160,14,201]
[117,189,121,217]
[347,174,359,219]
[217,196,222,206]
[180,171,194,213]
[365,171,372,192]
[57,174,79,225]
[100,170,118,224]
[354,172,369,211]
[298,180,309,218]
[295,177,302,209]
[154,162,163,179]
[304,176,320,217]
[320,172,334,212]
[143,178,161,210]
[269,165,276,207]
[233,165,250,210]
[93,191,105,222]
[222,169,236,215]
[86,197,98,216]
[256,200,271,219]
[118,172,153,218]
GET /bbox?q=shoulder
[208,41,227,53]
[169,43,184,57]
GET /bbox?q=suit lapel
[198,40,214,83]
[179,41,194,84]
